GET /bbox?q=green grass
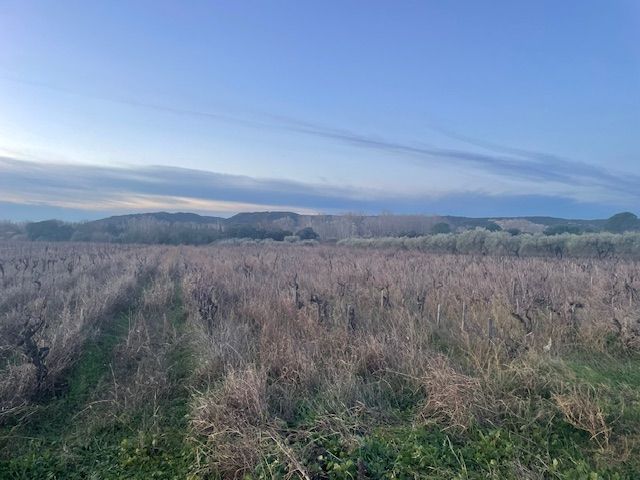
[248,353,640,479]
[5,344,639,479]
[567,353,640,389]
[310,425,600,479]
[566,352,640,439]
[3,286,640,479]
[0,282,199,480]
[253,412,629,479]
[0,309,131,445]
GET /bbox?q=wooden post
[347,304,356,331]
[461,302,466,331]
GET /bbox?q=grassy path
[0,276,197,479]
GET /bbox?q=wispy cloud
[1,77,639,221]
[3,75,639,201]
[0,155,413,214]
[0,190,318,215]
[273,115,640,198]
[0,155,630,221]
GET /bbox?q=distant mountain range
[1,211,637,244]
[91,211,609,230]
[90,211,609,234]
[92,211,227,226]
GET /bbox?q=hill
[91,211,226,225]
[2,211,638,244]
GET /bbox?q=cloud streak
[3,75,639,202]
[0,156,409,215]
[275,116,640,198]
[0,156,630,221]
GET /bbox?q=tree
[225,224,291,241]
[544,224,581,236]
[431,222,451,234]
[295,227,319,240]
[456,229,489,255]
[485,222,502,232]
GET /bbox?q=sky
[0,0,639,221]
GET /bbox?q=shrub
[544,224,582,235]
[295,227,319,240]
[340,231,640,259]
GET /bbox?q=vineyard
[1,242,640,478]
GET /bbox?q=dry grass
[191,366,271,477]
[0,243,158,408]
[2,242,639,476]
[554,384,612,450]
[416,355,485,430]
[175,244,640,472]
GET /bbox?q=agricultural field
[1,242,640,479]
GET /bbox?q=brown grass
[175,244,640,471]
[2,242,639,474]
[416,355,485,430]
[554,384,612,450]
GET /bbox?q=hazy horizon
[1,1,639,221]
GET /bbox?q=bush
[339,231,640,259]
[295,227,319,240]
[544,224,582,236]
[224,224,292,241]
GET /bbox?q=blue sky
[0,0,638,221]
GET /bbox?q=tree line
[4,218,319,245]
[340,230,640,259]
